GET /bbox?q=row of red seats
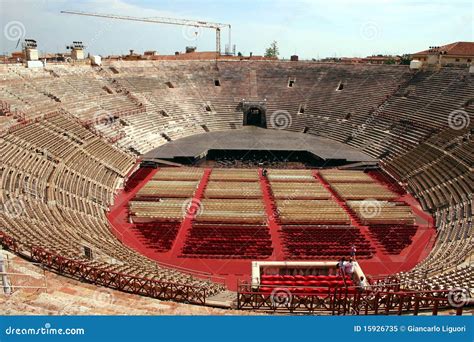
[284,238,368,243]
[182,223,273,258]
[124,167,154,192]
[261,280,351,287]
[187,225,271,237]
[261,274,348,281]
[182,245,272,258]
[259,287,359,295]
[281,225,375,259]
[133,222,180,252]
[287,249,372,255]
[368,224,418,254]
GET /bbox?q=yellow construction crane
[61,10,232,56]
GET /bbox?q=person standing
[336,257,346,277]
[350,244,357,260]
[357,276,366,292]
[344,258,354,280]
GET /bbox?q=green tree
[264,41,279,58]
[399,54,412,65]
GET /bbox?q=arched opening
[243,106,267,128]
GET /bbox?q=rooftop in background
[413,41,474,57]
[129,51,276,61]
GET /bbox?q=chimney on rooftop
[185,46,196,53]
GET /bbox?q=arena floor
[107,167,436,291]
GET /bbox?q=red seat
[304,287,317,294]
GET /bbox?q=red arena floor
[107,167,436,291]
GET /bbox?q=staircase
[172,168,212,256]
[258,169,285,259]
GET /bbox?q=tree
[399,54,412,65]
[264,41,279,58]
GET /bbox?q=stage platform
[142,127,377,164]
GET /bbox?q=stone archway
[242,101,267,128]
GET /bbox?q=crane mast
[61,10,231,56]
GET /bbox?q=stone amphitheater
[0,60,472,315]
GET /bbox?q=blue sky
[1,0,472,59]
